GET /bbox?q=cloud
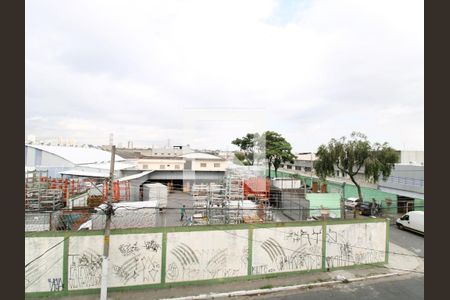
[26,0,424,151]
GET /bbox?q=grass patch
[260,284,273,289]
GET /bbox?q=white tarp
[143,183,168,208]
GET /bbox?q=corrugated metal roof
[181,152,223,160]
[81,162,136,170]
[378,187,424,200]
[26,145,124,165]
[59,169,110,178]
[118,171,153,181]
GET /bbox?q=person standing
[180,205,186,221]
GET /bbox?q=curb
[160,272,406,300]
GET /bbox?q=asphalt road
[244,275,424,300]
[389,225,424,256]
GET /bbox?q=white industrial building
[25,144,131,178]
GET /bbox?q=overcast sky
[25,0,424,152]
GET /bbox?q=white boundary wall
[166,230,248,282]
[25,237,64,293]
[252,226,323,275]
[25,219,388,295]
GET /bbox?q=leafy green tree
[260,131,296,178]
[314,132,399,201]
[232,133,260,165]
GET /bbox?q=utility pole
[342,182,346,219]
[100,145,116,300]
[310,152,313,191]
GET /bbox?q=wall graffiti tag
[27,221,388,295]
[252,226,323,275]
[48,277,63,291]
[325,223,386,269]
[166,230,248,282]
[68,249,103,289]
[25,237,64,293]
[67,234,163,290]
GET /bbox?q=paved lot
[155,191,194,227]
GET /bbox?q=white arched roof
[26,145,124,165]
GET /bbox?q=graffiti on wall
[68,233,163,290]
[166,230,248,282]
[325,223,386,269]
[111,237,162,286]
[27,221,388,294]
[252,226,323,275]
[25,237,64,293]
[68,248,103,289]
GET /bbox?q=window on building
[214,163,220,168]
[200,163,207,167]
[143,164,148,169]
[287,165,292,169]
[160,165,165,169]
[305,167,311,172]
[336,170,340,177]
[295,166,301,171]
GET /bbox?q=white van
[396,211,424,234]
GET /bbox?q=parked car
[358,202,373,216]
[396,211,424,234]
[345,197,362,209]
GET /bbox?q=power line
[25,236,69,269]
[25,213,104,269]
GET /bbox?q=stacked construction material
[272,178,302,190]
[191,183,208,196]
[243,177,270,199]
[87,195,103,208]
[92,201,158,229]
[225,200,258,224]
[143,183,168,208]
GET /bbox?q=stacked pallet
[87,195,103,208]
[242,215,263,224]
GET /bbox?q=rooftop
[181,152,224,160]
[26,144,124,165]
[296,153,317,161]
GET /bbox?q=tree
[232,133,260,165]
[314,132,399,201]
[260,131,296,178]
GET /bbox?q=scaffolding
[101,180,131,202]
[25,171,105,211]
[207,183,226,224]
[25,170,63,211]
[191,183,208,216]
[222,166,271,224]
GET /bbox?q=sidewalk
[33,241,423,300]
